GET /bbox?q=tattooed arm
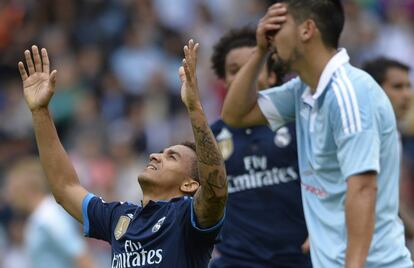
[179,40,227,228]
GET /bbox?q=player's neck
[141,191,183,207]
[297,46,337,93]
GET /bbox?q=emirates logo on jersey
[152,217,166,233]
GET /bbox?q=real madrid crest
[114,215,131,240]
[152,217,166,233]
[274,126,291,148]
[216,128,233,160]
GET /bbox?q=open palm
[18,46,57,111]
[179,39,201,111]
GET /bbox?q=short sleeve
[330,77,380,179]
[45,208,86,258]
[82,193,124,242]
[258,77,300,131]
[180,198,224,245]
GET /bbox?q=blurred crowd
[0,0,414,267]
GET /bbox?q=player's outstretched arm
[221,3,287,128]
[18,46,88,223]
[179,40,227,228]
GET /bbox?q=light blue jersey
[258,49,412,268]
[25,196,86,268]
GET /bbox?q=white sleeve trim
[258,93,285,131]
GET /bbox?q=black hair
[281,0,345,49]
[362,57,410,85]
[211,27,257,79]
[180,141,199,183]
[266,54,287,86]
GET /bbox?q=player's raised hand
[179,39,202,112]
[18,46,57,111]
[257,3,287,52]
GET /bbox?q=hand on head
[257,3,288,52]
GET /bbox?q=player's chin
[138,171,156,184]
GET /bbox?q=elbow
[347,172,378,196]
[357,178,377,196]
[50,184,70,206]
[54,193,65,206]
[221,110,242,128]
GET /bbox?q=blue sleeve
[82,193,125,242]
[329,72,380,179]
[180,198,224,245]
[258,77,300,131]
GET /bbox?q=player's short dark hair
[362,57,410,85]
[211,27,257,79]
[281,0,344,49]
[180,141,199,183]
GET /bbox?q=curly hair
[211,27,256,79]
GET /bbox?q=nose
[149,153,161,162]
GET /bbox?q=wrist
[256,46,270,58]
[31,107,49,116]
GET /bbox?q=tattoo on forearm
[192,124,222,165]
[203,170,227,199]
[191,115,228,227]
[195,170,227,224]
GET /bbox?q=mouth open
[146,163,157,170]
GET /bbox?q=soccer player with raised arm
[221,1,412,267]
[18,40,227,268]
[209,27,311,267]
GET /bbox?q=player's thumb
[178,66,185,82]
[49,70,57,91]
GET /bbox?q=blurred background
[0,0,414,267]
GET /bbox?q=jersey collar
[301,48,350,107]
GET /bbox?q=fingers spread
[192,43,199,66]
[183,59,192,83]
[18,61,28,81]
[184,45,190,62]
[183,40,199,71]
[25,50,35,75]
[32,45,42,72]
[41,48,50,74]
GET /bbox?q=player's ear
[180,179,199,194]
[299,19,316,42]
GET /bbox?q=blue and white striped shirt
[258,49,412,268]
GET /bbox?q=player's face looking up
[224,47,273,91]
[138,145,199,195]
[382,67,413,120]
